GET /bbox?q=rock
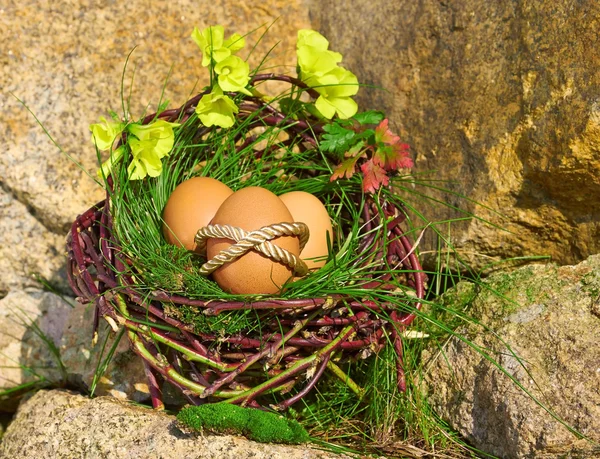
[0,0,311,413]
[0,0,311,305]
[425,255,600,458]
[309,0,600,269]
[0,290,72,412]
[0,187,67,296]
[60,302,151,404]
[0,389,347,459]
[0,290,154,411]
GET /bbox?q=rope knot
[195,222,310,277]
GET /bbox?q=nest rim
[67,74,427,411]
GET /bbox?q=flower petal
[97,145,125,178]
[90,117,123,151]
[297,46,342,79]
[224,33,246,53]
[128,119,179,159]
[191,25,226,66]
[297,29,330,51]
[195,86,239,128]
[314,96,337,119]
[215,55,251,95]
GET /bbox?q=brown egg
[279,191,333,271]
[207,187,299,295]
[162,177,233,252]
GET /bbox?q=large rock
[0,289,152,411]
[426,255,600,458]
[0,389,346,458]
[0,188,67,296]
[310,0,600,269]
[0,0,311,410]
[0,290,71,412]
[59,302,151,404]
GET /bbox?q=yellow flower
[297,46,342,85]
[195,86,239,128]
[90,116,123,151]
[297,29,329,51]
[313,68,359,119]
[123,119,180,180]
[215,55,251,95]
[128,119,180,158]
[127,137,164,180]
[191,25,245,67]
[223,33,245,53]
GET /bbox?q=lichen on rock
[426,255,600,459]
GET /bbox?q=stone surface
[60,302,151,404]
[0,290,72,412]
[425,255,600,458]
[0,389,347,459]
[0,0,311,411]
[310,0,600,269]
[0,290,154,412]
[0,187,67,296]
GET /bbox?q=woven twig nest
[67,74,427,410]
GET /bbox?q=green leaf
[352,110,384,126]
[320,122,356,156]
[157,99,171,113]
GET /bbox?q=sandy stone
[60,302,151,404]
[0,187,67,296]
[0,290,72,412]
[1,0,310,230]
[310,0,600,269]
[0,0,311,290]
[0,389,348,459]
[0,0,312,415]
[426,255,600,458]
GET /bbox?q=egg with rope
[199,187,308,295]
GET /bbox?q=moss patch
[177,403,310,444]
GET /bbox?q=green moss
[581,269,600,297]
[493,267,534,292]
[177,403,310,444]
[164,303,259,335]
[440,281,477,310]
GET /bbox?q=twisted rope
[195,222,310,277]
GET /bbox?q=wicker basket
[66,74,427,410]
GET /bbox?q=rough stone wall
[309,0,600,269]
[0,390,347,459]
[426,255,600,458]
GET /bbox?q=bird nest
[67,81,425,410]
[66,26,426,411]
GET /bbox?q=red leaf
[360,159,389,193]
[330,155,361,181]
[373,118,413,171]
[373,143,413,171]
[374,118,400,145]
[330,142,366,182]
